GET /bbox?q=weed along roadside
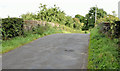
[88,23,120,69]
[87,14,120,69]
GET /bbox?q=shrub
[32,23,51,35]
[2,18,24,40]
[97,15,120,38]
[96,15,119,24]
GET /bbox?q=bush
[97,15,120,38]
[32,23,51,35]
[2,18,24,40]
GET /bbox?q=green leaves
[83,7,107,30]
[2,18,24,40]
[97,15,120,38]
[88,27,120,69]
[21,3,78,30]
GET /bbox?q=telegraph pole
[118,1,120,19]
[95,5,97,24]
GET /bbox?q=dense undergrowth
[88,26,120,69]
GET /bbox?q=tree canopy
[80,7,107,30]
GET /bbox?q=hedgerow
[2,18,24,40]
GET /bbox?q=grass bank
[2,34,41,54]
[88,27,119,69]
[1,27,63,54]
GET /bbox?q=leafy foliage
[21,13,37,20]
[21,3,82,30]
[86,7,107,24]
[75,14,85,23]
[2,18,24,40]
[76,7,107,30]
[97,15,119,24]
[73,18,82,30]
[97,15,120,38]
[32,23,51,35]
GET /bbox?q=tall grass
[2,33,41,54]
[88,27,120,69]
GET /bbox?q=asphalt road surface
[2,33,90,69]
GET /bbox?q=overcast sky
[0,0,120,18]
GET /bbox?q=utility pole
[95,5,97,24]
[118,1,120,19]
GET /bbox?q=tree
[84,7,107,29]
[75,14,85,23]
[21,13,37,20]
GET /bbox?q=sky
[0,0,120,18]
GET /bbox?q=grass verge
[1,27,63,54]
[88,27,120,69]
[1,34,41,54]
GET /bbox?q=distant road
[2,33,90,69]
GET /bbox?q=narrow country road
[2,33,90,69]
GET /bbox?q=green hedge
[2,18,24,40]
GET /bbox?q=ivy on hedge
[2,18,24,40]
